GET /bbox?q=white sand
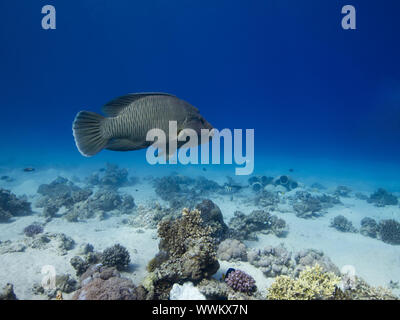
[0,168,399,299]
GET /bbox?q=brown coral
[147,208,220,299]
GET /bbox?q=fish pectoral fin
[105,138,144,151]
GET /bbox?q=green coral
[142,272,157,292]
[267,264,341,300]
[343,277,397,300]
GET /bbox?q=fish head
[184,112,214,136]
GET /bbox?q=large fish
[72,93,213,157]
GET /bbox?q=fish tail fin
[72,111,108,157]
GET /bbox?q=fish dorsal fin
[102,92,176,117]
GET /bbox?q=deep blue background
[0,1,399,172]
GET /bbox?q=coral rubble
[72,264,145,300]
[217,239,248,262]
[100,244,131,271]
[0,283,18,300]
[228,210,288,240]
[334,186,352,198]
[330,215,357,233]
[290,191,340,219]
[153,174,222,209]
[0,188,32,222]
[378,219,400,245]
[23,223,44,237]
[195,199,229,243]
[367,188,398,207]
[248,244,294,277]
[360,217,379,238]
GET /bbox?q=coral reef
[39,180,130,222]
[21,232,74,255]
[91,190,135,212]
[23,223,44,237]
[0,240,26,254]
[169,282,206,300]
[42,204,58,219]
[290,191,340,219]
[248,244,340,279]
[224,269,256,294]
[360,217,379,238]
[145,208,219,299]
[33,274,78,298]
[78,243,94,255]
[254,190,280,208]
[217,239,247,262]
[310,182,326,190]
[367,188,398,207]
[36,176,92,214]
[228,210,288,240]
[0,283,17,300]
[248,244,294,277]
[334,186,352,198]
[100,244,131,271]
[330,215,357,233]
[221,176,247,194]
[55,274,78,294]
[64,189,135,222]
[378,219,400,245]
[292,192,323,218]
[195,199,228,243]
[294,249,340,276]
[355,192,368,201]
[358,217,400,245]
[72,264,146,300]
[123,203,176,229]
[0,188,32,222]
[339,276,398,300]
[70,256,91,276]
[197,278,231,300]
[153,174,222,209]
[267,264,341,300]
[85,163,136,190]
[197,278,260,300]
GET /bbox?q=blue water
[1,0,400,190]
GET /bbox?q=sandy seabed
[0,167,399,299]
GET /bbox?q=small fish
[0,176,9,180]
[23,168,35,172]
[202,167,207,172]
[289,168,294,172]
[72,93,213,158]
